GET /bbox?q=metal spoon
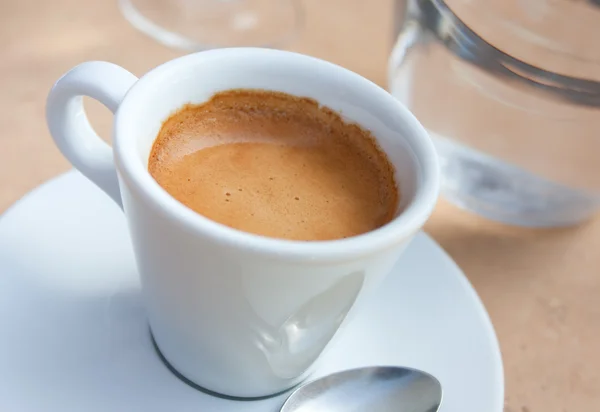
[280,366,442,412]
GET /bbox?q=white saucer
[0,171,503,412]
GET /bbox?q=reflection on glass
[119,0,304,50]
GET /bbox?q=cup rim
[114,48,440,262]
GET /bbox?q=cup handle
[46,61,139,208]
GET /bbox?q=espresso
[148,90,398,241]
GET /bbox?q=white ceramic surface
[46,48,440,396]
[0,172,503,412]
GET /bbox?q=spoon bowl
[280,366,442,412]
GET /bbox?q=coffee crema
[148,89,399,241]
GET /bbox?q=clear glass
[119,0,303,50]
[389,0,600,227]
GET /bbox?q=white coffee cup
[46,48,439,398]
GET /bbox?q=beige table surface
[1,1,599,411]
